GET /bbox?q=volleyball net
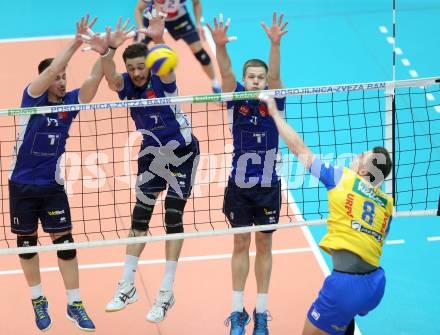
[0,76,439,255]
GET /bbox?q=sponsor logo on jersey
[146,89,156,99]
[353,179,388,207]
[311,308,320,320]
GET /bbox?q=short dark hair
[367,146,392,185]
[242,59,268,77]
[38,58,54,74]
[123,43,148,63]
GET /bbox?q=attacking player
[261,93,393,335]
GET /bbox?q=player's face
[47,71,67,100]
[125,57,150,87]
[243,67,268,91]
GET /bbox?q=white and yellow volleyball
[145,44,178,76]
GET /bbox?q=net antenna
[385,0,397,199]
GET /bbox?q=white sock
[232,291,244,312]
[211,78,220,88]
[67,288,81,305]
[122,255,139,284]
[160,260,177,291]
[255,293,268,313]
[30,283,43,300]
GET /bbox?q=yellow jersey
[310,160,394,267]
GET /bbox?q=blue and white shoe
[66,301,95,332]
[225,308,250,335]
[31,296,52,331]
[252,309,271,335]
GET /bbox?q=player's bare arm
[261,94,315,169]
[206,15,237,92]
[28,14,97,98]
[134,0,148,42]
[261,12,288,90]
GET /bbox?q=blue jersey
[226,82,285,186]
[9,87,80,186]
[118,73,192,149]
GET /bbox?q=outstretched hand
[206,14,237,47]
[261,12,288,45]
[108,17,135,48]
[137,8,167,43]
[75,14,98,44]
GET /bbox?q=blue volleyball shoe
[225,308,251,335]
[66,301,95,332]
[31,296,52,331]
[252,309,271,335]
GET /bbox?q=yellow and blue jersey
[310,159,394,267]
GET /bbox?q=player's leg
[165,15,221,92]
[41,185,95,331]
[107,151,163,312]
[9,181,51,331]
[223,181,253,334]
[147,138,200,323]
[252,181,280,335]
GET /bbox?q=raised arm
[134,0,148,42]
[261,94,315,170]
[78,58,104,103]
[81,17,134,92]
[207,15,236,92]
[191,0,205,40]
[28,15,97,97]
[261,12,288,90]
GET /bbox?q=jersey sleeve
[152,74,177,94]
[310,158,344,191]
[21,85,48,107]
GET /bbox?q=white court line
[409,70,419,78]
[0,34,75,43]
[385,239,405,245]
[427,236,440,242]
[401,58,410,66]
[0,247,312,276]
[426,93,435,101]
[379,26,388,34]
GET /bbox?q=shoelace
[33,299,47,320]
[72,303,89,321]
[254,311,272,329]
[224,312,246,327]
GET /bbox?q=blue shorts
[223,179,281,232]
[307,268,386,334]
[9,181,72,234]
[136,137,200,200]
[141,12,200,45]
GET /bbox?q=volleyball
[145,44,178,76]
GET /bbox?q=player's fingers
[272,12,277,25]
[278,13,284,26]
[213,17,218,29]
[116,16,122,31]
[126,29,136,38]
[280,30,288,36]
[121,18,130,31]
[280,21,288,31]
[219,13,224,27]
[206,22,214,33]
[88,16,98,28]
